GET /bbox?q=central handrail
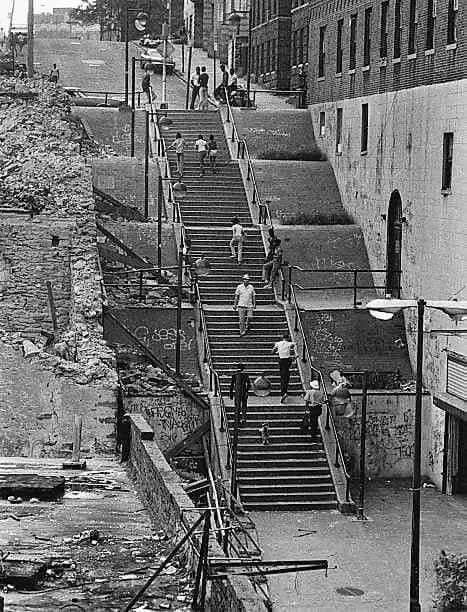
[223,87,273,230]
[289,284,351,502]
[194,282,235,488]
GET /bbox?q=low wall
[129,414,268,612]
[336,391,431,478]
[125,390,208,453]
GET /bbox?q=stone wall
[129,414,268,611]
[125,390,208,452]
[337,392,431,479]
[0,342,116,457]
[0,215,72,336]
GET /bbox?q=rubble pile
[0,76,117,386]
[120,362,202,395]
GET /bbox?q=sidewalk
[252,480,467,611]
[170,43,294,111]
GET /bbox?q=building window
[442,132,453,191]
[361,103,369,152]
[319,111,326,136]
[408,0,418,54]
[426,0,436,49]
[349,14,357,70]
[380,1,389,57]
[364,7,372,66]
[260,43,264,73]
[336,107,343,153]
[292,30,298,66]
[304,26,309,62]
[447,0,457,44]
[271,38,276,71]
[318,25,326,77]
[336,18,344,73]
[266,40,270,72]
[393,0,402,59]
[298,28,304,64]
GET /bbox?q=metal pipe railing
[289,284,351,502]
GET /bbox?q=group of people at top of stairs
[190,63,241,110]
[230,222,283,288]
[166,133,218,176]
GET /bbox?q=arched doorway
[386,191,402,297]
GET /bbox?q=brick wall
[0,215,72,337]
[129,414,269,611]
[125,389,208,452]
[0,342,116,457]
[308,0,466,104]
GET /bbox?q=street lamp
[125,6,149,106]
[366,297,467,612]
[228,8,252,105]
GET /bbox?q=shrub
[433,550,467,610]
[256,144,326,161]
[277,210,353,225]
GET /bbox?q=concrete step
[242,500,337,510]
[238,465,331,477]
[239,474,332,486]
[241,483,334,495]
[241,493,337,506]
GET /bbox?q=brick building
[306,0,467,494]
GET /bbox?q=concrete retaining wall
[125,390,208,453]
[337,391,431,478]
[129,414,269,611]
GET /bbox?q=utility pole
[161,22,168,107]
[27,0,34,78]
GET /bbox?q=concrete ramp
[301,310,413,383]
[233,109,320,158]
[273,226,378,309]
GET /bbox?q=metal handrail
[194,282,234,476]
[289,284,351,502]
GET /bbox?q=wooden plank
[166,421,210,459]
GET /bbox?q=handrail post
[302,339,306,362]
[353,270,358,308]
[247,163,251,180]
[335,441,340,467]
[105,92,108,106]
[139,270,144,302]
[281,274,286,301]
[236,141,240,158]
[325,403,331,430]
[294,308,298,332]
[231,126,235,142]
[288,266,292,302]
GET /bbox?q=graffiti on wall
[134,326,194,352]
[338,399,415,478]
[125,394,206,452]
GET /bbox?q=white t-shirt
[232,223,244,239]
[274,339,295,359]
[195,138,208,152]
[235,283,255,308]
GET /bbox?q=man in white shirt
[230,216,244,263]
[194,134,208,175]
[233,274,256,336]
[272,333,295,402]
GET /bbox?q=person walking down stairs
[262,238,283,288]
[230,217,244,263]
[189,66,200,110]
[208,135,218,173]
[272,333,296,403]
[198,66,209,110]
[302,380,326,440]
[233,274,256,337]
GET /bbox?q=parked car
[140,47,175,73]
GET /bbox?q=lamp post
[366,298,467,611]
[125,6,148,106]
[228,8,252,105]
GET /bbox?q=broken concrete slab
[0,474,65,500]
[0,559,47,589]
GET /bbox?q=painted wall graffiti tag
[134,326,194,352]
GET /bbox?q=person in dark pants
[272,333,295,402]
[117,413,131,462]
[303,380,325,439]
[229,363,251,425]
[141,68,152,103]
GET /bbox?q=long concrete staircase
[159,110,337,510]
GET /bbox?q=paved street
[253,481,467,611]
